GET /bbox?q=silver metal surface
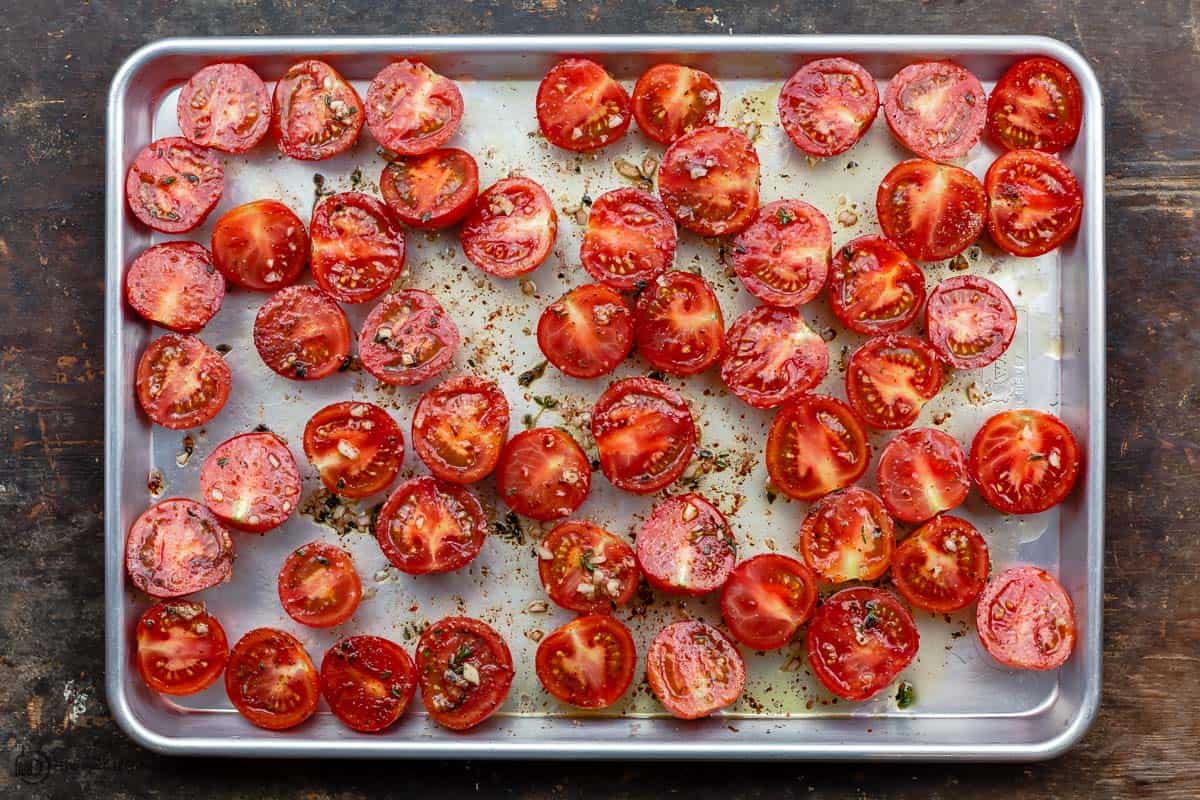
[106,35,1105,760]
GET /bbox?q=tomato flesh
[631,63,720,144]
[200,432,302,533]
[303,401,405,499]
[876,158,987,262]
[253,285,352,381]
[366,60,463,156]
[225,628,320,730]
[537,520,638,614]
[828,235,926,335]
[125,242,224,333]
[883,61,986,161]
[380,148,479,229]
[461,177,558,277]
[412,376,510,484]
[310,192,406,303]
[658,126,760,237]
[846,334,943,430]
[278,541,362,628]
[721,305,828,409]
[778,57,879,158]
[177,63,270,154]
[765,394,871,501]
[136,600,228,695]
[416,617,514,730]
[592,377,697,494]
[635,493,735,595]
[985,148,1083,257]
[125,498,234,598]
[799,487,895,583]
[925,275,1017,369]
[321,635,417,733]
[272,60,364,161]
[358,289,460,386]
[536,615,637,709]
[495,427,591,521]
[646,620,745,719]
[537,283,634,379]
[720,554,818,650]
[806,587,919,701]
[125,137,224,234]
[732,200,831,307]
[580,187,677,290]
[987,57,1083,153]
[135,333,231,430]
[634,270,725,376]
[536,58,631,151]
[969,409,1080,514]
[976,566,1076,670]
[376,476,487,574]
[892,515,990,613]
[876,427,970,523]
[211,199,309,291]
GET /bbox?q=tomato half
[580,187,677,290]
[412,376,509,484]
[633,270,725,376]
[976,566,1076,670]
[177,63,270,153]
[125,242,224,333]
[591,377,697,494]
[416,616,514,730]
[536,58,631,151]
[321,635,417,733]
[876,428,970,523]
[536,615,637,709]
[719,554,818,650]
[645,620,745,719]
[631,63,720,144]
[136,600,228,695]
[210,199,309,291]
[828,235,926,335]
[495,427,591,521]
[658,126,760,237]
[366,60,464,156]
[846,335,943,430]
[635,493,735,595]
[778,57,879,158]
[125,137,223,234]
[883,61,986,161]
[925,275,1017,369]
[253,285,352,381]
[985,149,1083,257]
[765,394,871,501]
[799,487,895,583]
[969,409,1081,514]
[358,290,460,386]
[125,498,234,598]
[376,476,487,574]
[892,515,990,613]
[272,59,364,161]
[731,200,831,307]
[225,628,320,730]
[876,158,987,262]
[303,401,405,498]
[310,192,406,304]
[278,540,363,628]
[380,148,479,229]
[135,333,231,430]
[987,57,1083,153]
[720,305,828,409]
[537,283,634,379]
[200,431,302,533]
[460,177,558,277]
[806,587,919,701]
[537,520,638,614]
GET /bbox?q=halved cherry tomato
[125,137,223,234]
[766,394,871,501]
[358,290,460,386]
[969,409,1081,514]
[658,126,760,236]
[380,148,479,229]
[303,401,405,498]
[537,283,634,379]
[976,566,1076,670]
[631,63,720,144]
[536,615,636,709]
[537,520,638,614]
[125,242,224,333]
[210,199,309,291]
[720,554,818,650]
[985,148,1083,257]
[580,188,677,290]
[536,58,631,151]
[876,428,970,523]
[272,60,364,161]
[799,487,895,583]
[460,177,558,277]
[883,61,986,161]
[828,235,926,335]
[635,493,734,595]
[778,57,879,158]
[633,270,724,376]
[225,628,320,730]
[731,200,831,307]
[925,275,1017,369]
[892,515,990,613]
[592,377,697,494]
[645,619,745,720]
[310,192,406,303]
[876,159,987,262]
[135,333,231,430]
[136,600,228,695]
[125,498,234,598]
[253,285,352,381]
[321,635,417,733]
[366,60,464,156]
[416,616,514,730]
[200,431,302,533]
[412,376,509,484]
[495,428,591,521]
[806,587,919,701]
[846,335,943,430]
[278,540,362,628]
[376,476,487,574]
[720,305,828,409]
[177,63,270,154]
[987,57,1083,153]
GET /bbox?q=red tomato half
[200,432,302,533]
[634,270,724,376]
[380,148,479,229]
[592,377,697,494]
[321,635,417,733]
[536,58,631,151]
[460,177,558,277]
[985,149,1083,257]
[987,57,1083,153]
[846,335,943,430]
[892,515,990,613]
[635,493,735,595]
[210,199,309,291]
[125,137,223,234]
[806,587,919,701]
[310,192,406,304]
[136,600,228,695]
[766,394,871,501]
[125,498,234,598]
[537,283,634,379]
[720,554,818,650]
[721,305,828,409]
[125,242,224,333]
[778,57,879,157]
[303,401,405,498]
[495,428,591,521]
[225,628,319,730]
[135,333,231,430]
[177,63,270,153]
[416,617,514,730]
[925,275,1017,369]
[358,290,460,386]
[969,409,1081,514]
[876,159,987,262]
[731,200,831,307]
[253,285,352,381]
[799,487,895,583]
[278,541,362,628]
[876,428,970,523]
[828,235,926,335]
[658,126,760,237]
[366,60,464,156]
[646,620,745,719]
[976,566,1076,670]
[536,615,636,709]
[376,476,487,574]
[580,188,677,290]
[272,60,364,161]
[883,61,986,161]
[537,520,638,614]
[412,376,510,484]
[631,63,720,144]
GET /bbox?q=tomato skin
[225,628,320,730]
[358,290,460,386]
[135,333,231,430]
[892,515,990,613]
[310,192,406,304]
[125,137,224,234]
[731,200,831,307]
[828,235,926,335]
[876,158,987,262]
[412,376,509,484]
[631,63,721,144]
[200,432,302,533]
[720,554,818,650]
[720,305,828,409]
[125,242,225,334]
[416,617,514,730]
[321,635,417,733]
[591,377,697,494]
[876,428,970,523]
[536,58,631,151]
[925,275,1017,369]
[272,60,364,161]
[778,57,879,157]
[380,148,479,229]
[969,409,1081,514]
[766,394,871,502]
[125,498,234,598]
[806,587,919,702]
[375,476,487,575]
[580,188,677,290]
[976,566,1076,670]
[985,149,1083,257]
[495,427,591,521]
[537,520,638,614]
[460,177,558,278]
[646,620,745,719]
[635,493,735,596]
[253,285,352,381]
[536,615,637,709]
[177,63,270,154]
[883,61,986,161]
[278,541,362,628]
[211,200,309,291]
[303,402,405,499]
[799,487,895,583]
[537,283,634,379]
[136,600,229,696]
[658,126,760,237]
[845,334,944,430]
[633,270,725,376]
[987,57,1083,153]
[366,60,464,156]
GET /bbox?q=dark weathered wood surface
[0,2,1196,797]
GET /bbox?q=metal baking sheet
[105,35,1105,760]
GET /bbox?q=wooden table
[1,2,1195,797]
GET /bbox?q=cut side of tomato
[412,376,510,484]
[592,377,697,494]
[876,158,987,262]
[580,187,677,290]
[125,137,224,234]
[925,275,1017,369]
[658,125,760,237]
[136,600,228,696]
[646,619,745,719]
[985,148,1083,257]
[278,540,362,628]
[806,587,919,701]
[125,498,234,598]
[537,520,638,614]
[976,566,1076,670]
[969,409,1081,514]
[460,177,558,277]
[321,635,417,733]
[778,57,879,158]
[883,61,986,161]
[135,333,231,430]
[303,401,405,499]
[225,628,320,730]
[495,427,591,521]
[211,199,309,291]
[892,515,990,613]
[631,63,720,144]
[177,63,270,154]
[799,487,895,583]
[380,148,479,229]
[635,493,735,595]
[125,242,224,334]
[272,59,364,161]
[200,431,302,533]
[633,270,725,376]
[376,476,487,574]
[536,615,636,710]
[366,60,464,156]
[987,57,1083,153]
[416,616,514,730]
[766,394,870,501]
[846,335,943,430]
[720,554,818,650]
[537,283,634,379]
[310,192,406,303]
[253,285,352,381]
[536,58,631,151]
[876,427,970,523]
[358,290,460,386]
[732,200,831,307]
[721,305,828,409]
[828,235,926,335]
